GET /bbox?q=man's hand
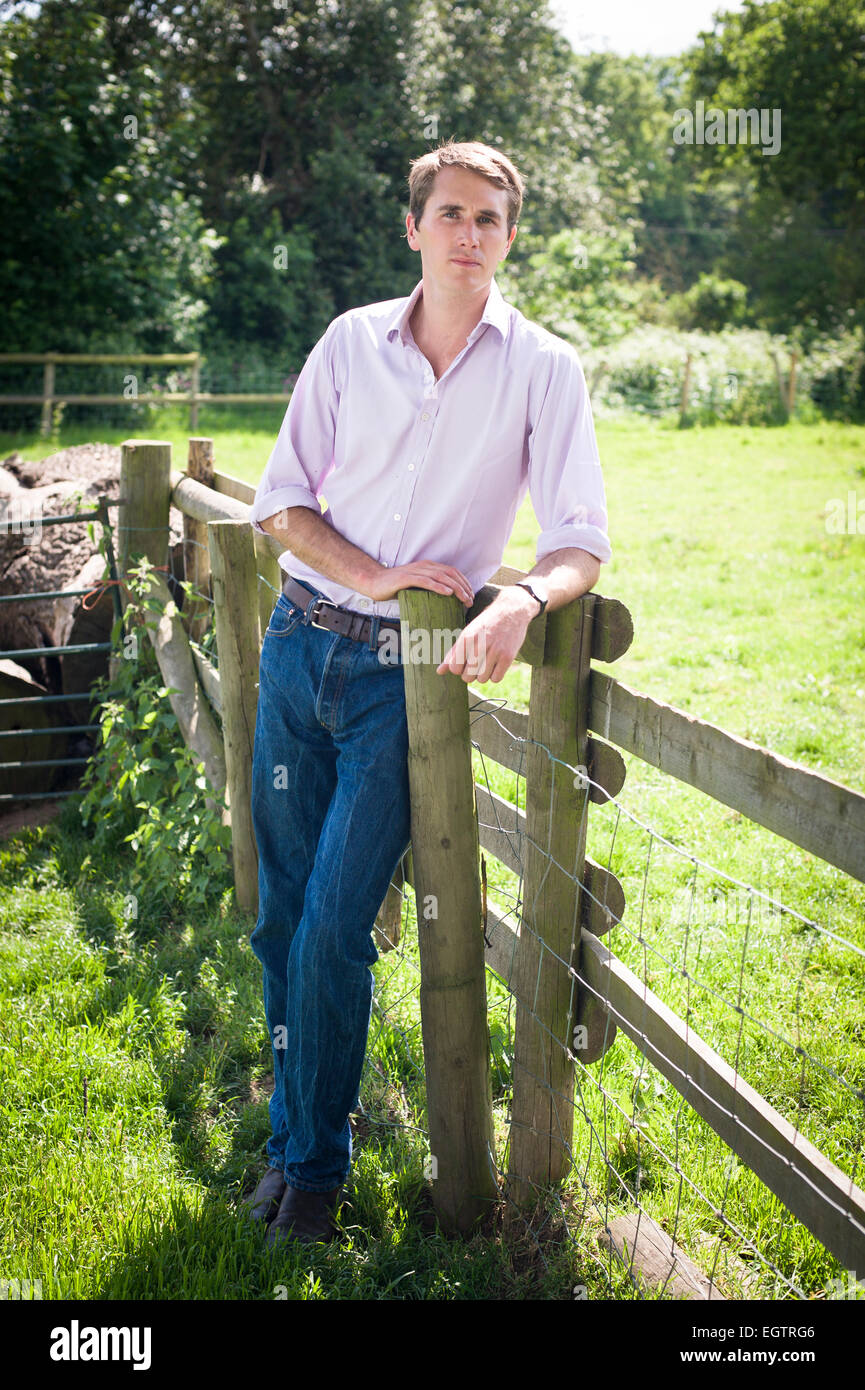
[436,585,538,684]
[364,561,474,606]
[434,547,601,684]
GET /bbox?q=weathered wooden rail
[0,353,292,435]
[115,437,865,1266]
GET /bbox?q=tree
[0,0,217,352]
[683,0,865,335]
[570,51,747,298]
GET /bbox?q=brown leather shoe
[265,1183,343,1247]
[241,1166,287,1225]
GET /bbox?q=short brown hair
[408,139,525,234]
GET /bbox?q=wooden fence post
[189,354,200,433]
[208,517,260,914]
[508,593,594,1209]
[678,352,693,426]
[772,349,799,420]
[118,439,172,577]
[182,437,215,647]
[787,350,799,417]
[114,439,172,680]
[588,360,608,401]
[399,587,498,1233]
[40,357,56,438]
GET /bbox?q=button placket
[393,369,437,544]
[384,331,448,583]
[380,345,425,559]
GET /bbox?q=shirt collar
[386,275,510,346]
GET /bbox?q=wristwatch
[514,579,548,616]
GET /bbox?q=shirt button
[394,513,401,521]
[408,464,415,471]
[421,412,429,421]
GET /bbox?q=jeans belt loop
[304,594,319,625]
[367,614,381,652]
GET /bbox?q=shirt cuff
[249,486,321,536]
[536,524,612,565]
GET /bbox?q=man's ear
[501,225,517,260]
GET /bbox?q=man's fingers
[435,635,463,675]
[408,566,472,603]
[435,616,522,684]
[436,632,492,682]
[390,560,473,604]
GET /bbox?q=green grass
[0,821,617,1300]
[1,416,863,1299]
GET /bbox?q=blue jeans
[249,581,412,1193]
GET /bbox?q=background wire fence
[2,334,862,437]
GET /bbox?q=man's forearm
[260,506,476,607]
[437,546,603,684]
[520,547,602,612]
[259,506,381,594]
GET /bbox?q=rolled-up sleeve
[527,342,612,564]
[249,317,343,535]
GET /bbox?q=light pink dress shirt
[250,275,611,622]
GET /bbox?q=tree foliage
[683,0,865,336]
[0,0,217,351]
[0,0,862,372]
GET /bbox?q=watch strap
[515,580,547,615]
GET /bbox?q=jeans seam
[330,639,354,729]
[314,634,341,730]
[282,1174,347,1194]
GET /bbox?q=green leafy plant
[78,562,233,915]
[48,401,66,448]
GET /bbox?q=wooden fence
[0,347,802,437]
[115,436,865,1270]
[0,353,293,435]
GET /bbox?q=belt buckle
[309,597,339,630]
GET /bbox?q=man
[243,139,611,1245]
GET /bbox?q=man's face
[406,165,517,287]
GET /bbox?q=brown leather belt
[282,575,402,657]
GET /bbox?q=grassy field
[0,413,863,1301]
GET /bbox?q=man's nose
[458,221,482,244]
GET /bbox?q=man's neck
[412,275,494,345]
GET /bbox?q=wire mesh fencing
[352,690,865,1300]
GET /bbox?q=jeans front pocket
[265,593,304,639]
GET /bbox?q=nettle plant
[79,561,232,914]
